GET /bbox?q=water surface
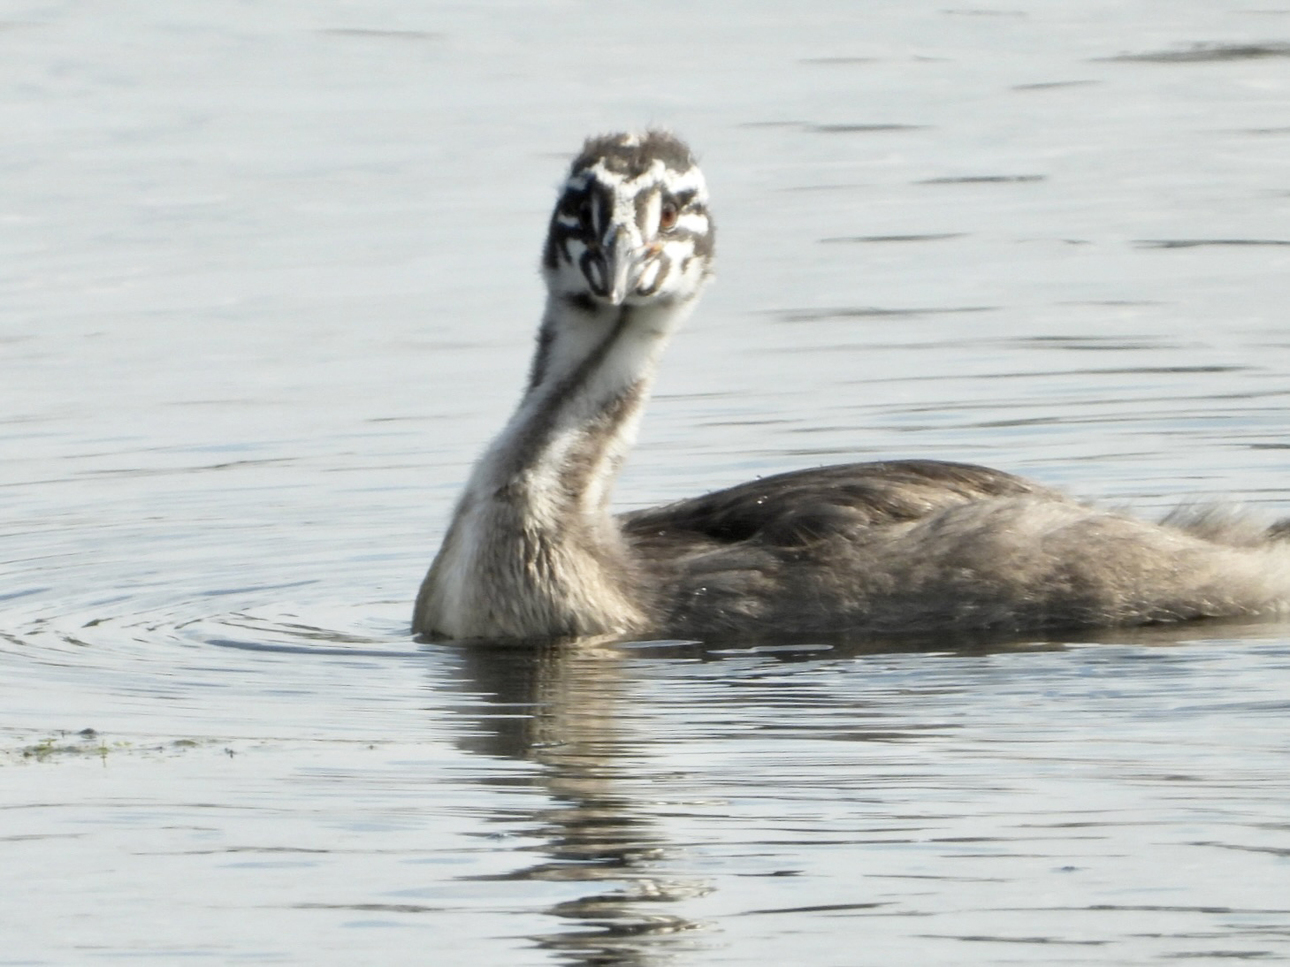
[3,1,1290,964]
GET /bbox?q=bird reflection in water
[444,639,712,966]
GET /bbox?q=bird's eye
[659,202,679,231]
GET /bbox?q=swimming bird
[413,131,1290,642]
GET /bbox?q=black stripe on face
[543,182,613,270]
[671,189,698,209]
[579,248,607,297]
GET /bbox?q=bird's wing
[620,459,1058,548]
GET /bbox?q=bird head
[542,131,715,309]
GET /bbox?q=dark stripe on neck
[556,380,645,507]
[527,295,599,391]
[502,306,635,482]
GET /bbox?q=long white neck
[414,293,698,639]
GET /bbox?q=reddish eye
[659,203,678,231]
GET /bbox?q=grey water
[4,1,1290,964]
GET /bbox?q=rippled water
[4,1,1290,964]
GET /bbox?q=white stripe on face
[639,191,662,237]
[674,212,708,234]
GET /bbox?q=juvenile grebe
[413,131,1290,641]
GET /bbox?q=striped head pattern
[542,131,715,308]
